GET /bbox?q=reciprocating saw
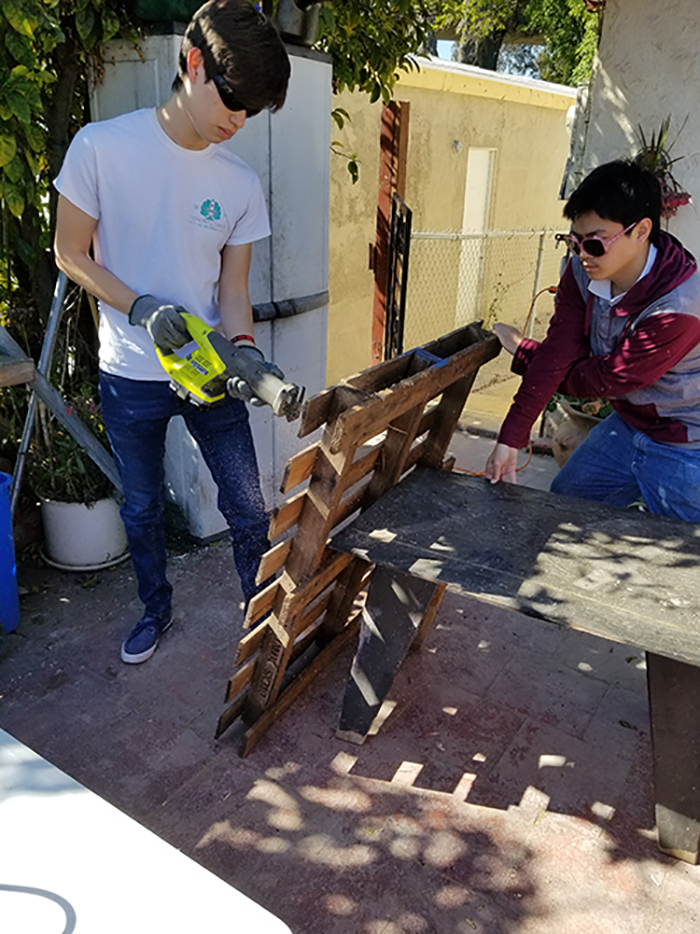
[155,313,305,421]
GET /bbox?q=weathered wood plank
[298,322,494,439]
[0,353,35,387]
[341,446,381,494]
[327,336,499,455]
[280,443,319,494]
[411,581,447,651]
[268,490,306,541]
[417,373,477,469]
[318,556,372,643]
[284,441,359,582]
[255,537,291,584]
[365,404,426,503]
[244,578,280,629]
[224,656,256,704]
[337,567,439,745]
[299,384,378,439]
[234,619,269,666]
[332,467,700,667]
[647,652,700,863]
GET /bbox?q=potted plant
[633,117,692,219]
[18,288,129,571]
[29,381,129,570]
[543,393,613,468]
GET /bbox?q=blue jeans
[99,372,269,620]
[551,412,700,522]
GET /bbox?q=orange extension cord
[452,284,557,478]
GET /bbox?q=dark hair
[172,0,290,114]
[564,160,663,245]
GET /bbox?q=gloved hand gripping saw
[149,310,304,421]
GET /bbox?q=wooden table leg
[336,566,440,745]
[647,652,700,864]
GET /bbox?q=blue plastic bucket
[0,472,20,633]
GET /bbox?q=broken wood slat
[268,489,306,541]
[241,582,334,670]
[240,613,362,757]
[326,336,499,456]
[280,442,320,494]
[294,588,334,637]
[0,353,35,387]
[255,537,292,584]
[227,593,336,707]
[225,656,257,704]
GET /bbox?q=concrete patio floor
[2,400,699,933]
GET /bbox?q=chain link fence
[404,229,568,351]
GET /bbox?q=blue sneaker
[120,614,173,664]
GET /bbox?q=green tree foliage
[316,1,464,104]
[0,0,138,324]
[458,0,600,84]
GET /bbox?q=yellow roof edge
[397,57,578,110]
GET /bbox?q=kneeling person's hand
[129,295,191,351]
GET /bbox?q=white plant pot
[41,497,129,571]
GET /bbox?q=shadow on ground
[1,543,697,933]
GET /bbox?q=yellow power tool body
[155,313,304,421]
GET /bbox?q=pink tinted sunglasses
[556,221,638,258]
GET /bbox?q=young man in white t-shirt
[53,0,290,663]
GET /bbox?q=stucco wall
[327,58,576,384]
[577,0,700,254]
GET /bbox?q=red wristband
[230,334,256,345]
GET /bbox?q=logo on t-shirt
[189,197,228,236]
[200,199,222,222]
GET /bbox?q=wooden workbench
[331,466,700,864]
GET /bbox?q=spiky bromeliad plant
[633,117,692,219]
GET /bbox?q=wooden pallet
[216,321,500,755]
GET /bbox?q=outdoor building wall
[327,58,576,385]
[573,0,700,255]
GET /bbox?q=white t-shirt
[55,108,270,380]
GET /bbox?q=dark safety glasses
[555,221,638,258]
[210,73,261,118]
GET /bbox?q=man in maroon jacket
[485,160,700,521]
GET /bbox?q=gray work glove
[128,295,191,351]
[226,345,285,407]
